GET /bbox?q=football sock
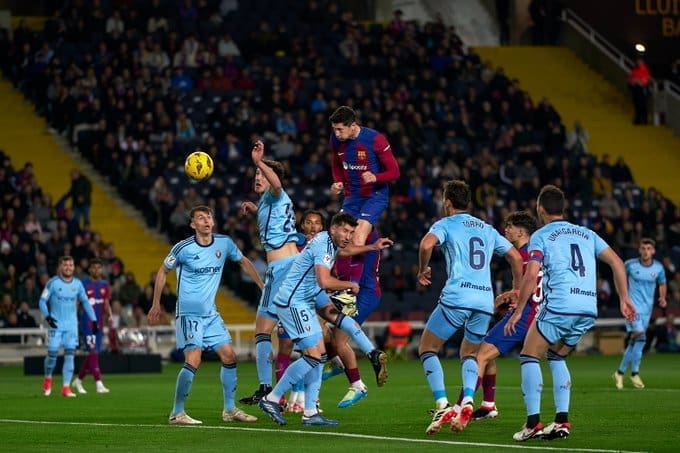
[520,355,542,418]
[78,354,91,380]
[336,314,373,355]
[269,355,319,402]
[482,374,496,404]
[275,353,290,382]
[345,367,361,385]
[461,356,478,404]
[630,335,646,374]
[62,350,75,387]
[548,350,571,413]
[221,363,237,412]
[303,354,325,412]
[255,333,273,386]
[617,344,634,374]
[44,351,57,377]
[91,353,102,381]
[172,363,196,416]
[420,351,447,405]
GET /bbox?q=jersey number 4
[570,243,586,277]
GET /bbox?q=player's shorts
[276,303,322,346]
[257,255,297,321]
[81,320,103,352]
[48,328,78,352]
[535,307,596,348]
[484,302,538,356]
[426,305,492,345]
[176,314,231,352]
[624,309,652,334]
[341,194,389,226]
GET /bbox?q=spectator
[654,314,679,353]
[65,168,92,229]
[628,57,652,125]
[16,301,37,327]
[117,272,142,307]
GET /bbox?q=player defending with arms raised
[417,180,523,435]
[459,211,541,421]
[40,255,98,397]
[239,140,303,405]
[506,185,635,441]
[613,238,666,390]
[148,205,262,425]
[73,258,112,394]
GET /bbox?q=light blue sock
[336,314,374,355]
[617,344,633,374]
[520,355,542,417]
[62,350,75,387]
[221,363,237,412]
[44,351,58,377]
[255,334,273,386]
[548,351,571,414]
[631,336,646,374]
[303,354,325,412]
[270,355,318,402]
[461,356,478,402]
[420,352,447,403]
[172,363,196,416]
[292,379,305,392]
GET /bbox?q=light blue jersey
[429,213,513,314]
[163,234,243,316]
[529,220,609,317]
[257,190,304,252]
[39,276,96,331]
[625,259,666,313]
[274,231,336,309]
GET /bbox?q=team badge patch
[215,251,222,259]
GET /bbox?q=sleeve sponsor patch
[528,250,543,262]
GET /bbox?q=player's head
[329,106,360,142]
[89,258,103,279]
[536,185,565,220]
[329,212,358,249]
[442,180,471,214]
[639,237,656,262]
[504,210,539,246]
[189,205,215,235]
[254,159,285,194]
[300,210,325,241]
[58,255,75,279]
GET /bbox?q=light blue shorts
[425,304,491,345]
[47,328,78,352]
[535,307,596,347]
[257,255,297,320]
[176,314,231,352]
[276,303,322,345]
[624,309,652,334]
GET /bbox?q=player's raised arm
[368,133,400,184]
[315,264,359,294]
[252,140,283,197]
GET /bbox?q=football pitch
[1,354,679,452]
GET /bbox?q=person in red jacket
[628,58,652,125]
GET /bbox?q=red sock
[91,353,102,381]
[275,354,290,382]
[482,374,496,403]
[345,367,361,385]
[78,354,91,380]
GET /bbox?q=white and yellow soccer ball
[184,150,214,181]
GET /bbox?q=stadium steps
[0,79,255,325]
[475,46,680,205]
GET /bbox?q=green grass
[1,354,679,452]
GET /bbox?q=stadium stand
[1,0,678,328]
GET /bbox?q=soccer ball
[184,150,214,181]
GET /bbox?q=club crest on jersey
[215,251,222,259]
[323,254,332,264]
[357,149,366,160]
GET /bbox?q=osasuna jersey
[429,213,513,314]
[39,276,96,331]
[625,258,666,312]
[528,220,609,317]
[257,190,303,252]
[81,278,111,330]
[164,234,243,316]
[274,231,337,308]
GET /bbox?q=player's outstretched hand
[45,316,57,329]
[251,140,264,164]
[504,311,521,336]
[372,237,394,251]
[240,201,258,216]
[147,306,161,325]
[330,182,344,195]
[417,266,432,286]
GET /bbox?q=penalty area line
[0,418,646,453]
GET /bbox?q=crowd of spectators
[0,0,679,325]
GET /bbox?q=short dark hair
[504,210,539,235]
[89,258,103,266]
[640,237,656,247]
[329,106,358,126]
[330,212,358,228]
[301,209,325,226]
[443,180,471,210]
[537,185,565,215]
[262,159,286,180]
[190,205,213,219]
[58,255,74,265]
